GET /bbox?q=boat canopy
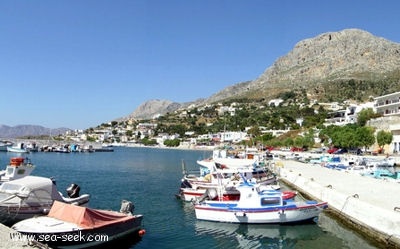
[48,200,133,229]
[0,176,63,204]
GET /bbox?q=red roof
[48,201,133,229]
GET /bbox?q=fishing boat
[0,157,35,184]
[7,142,29,153]
[0,140,13,151]
[0,176,90,225]
[195,220,324,247]
[194,177,327,224]
[196,147,267,169]
[181,184,296,202]
[362,166,400,182]
[178,160,280,202]
[12,200,145,249]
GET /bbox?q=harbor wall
[276,161,400,249]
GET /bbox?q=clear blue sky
[1,0,399,129]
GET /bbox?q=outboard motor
[66,183,81,198]
[120,200,134,214]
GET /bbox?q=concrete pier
[274,159,400,249]
[0,223,31,249]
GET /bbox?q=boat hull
[0,195,90,226]
[14,215,143,249]
[6,147,28,153]
[0,205,52,225]
[180,188,294,202]
[194,202,327,224]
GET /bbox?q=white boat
[179,171,281,202]
[195,220,324,247]
[0,157,35,184]
[12,200,145,249]
[0,141,13,151]
[0,176,90,225]
[178,160,279,202]
[194,178,327,224]
[197,148,266,169]
[6,142,29,153]
[25,142,39,152]
[362,156,396,167]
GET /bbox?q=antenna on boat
[181,159,187,176]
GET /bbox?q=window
[261,197,281,206]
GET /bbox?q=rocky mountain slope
[128,99,184,120]
[130,28,400,120]
[247,28,400,99]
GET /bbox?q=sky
[0,0,399,129]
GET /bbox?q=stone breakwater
[275,160,400,249]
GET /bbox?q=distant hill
[0,125,70,138]
[128,28,400,120]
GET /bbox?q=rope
[340,194,359,214]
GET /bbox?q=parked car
[290,147,304,152]
[327,147,339,154]
[333,148,348,154]
[348,148,363,155]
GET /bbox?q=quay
[274,159,400,249]
[0,223,44,249]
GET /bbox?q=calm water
[0,147,379,249]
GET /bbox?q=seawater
[0,147,379,249]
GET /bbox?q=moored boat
[0,140,13,151]
[7,143,29,153]
[12,200,145,249]
[0,157,35,184]
[0,176,90,225]
[178,159,279,202]
[196,147,268,169]
[194,177,327,224]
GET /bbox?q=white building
[374,91,400,116]
[268,98,284,107]
[373,91,400,153]
[324,102,374,126]
[219,131,248,143]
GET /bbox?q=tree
[356,126,375,151]
[376,130,393,153]
[302,129,316,149]
[357,108,376,126]
[282,137,294,148]
[293,136,305,148]
[164,139,180,147]
[125,130,133,137]
[248,126,261,138]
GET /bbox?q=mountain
[128,99,184,120]
[247,28,400,100]
[129,28,400,119]
[0,125,70,139]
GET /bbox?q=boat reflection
[195,220,325,249]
